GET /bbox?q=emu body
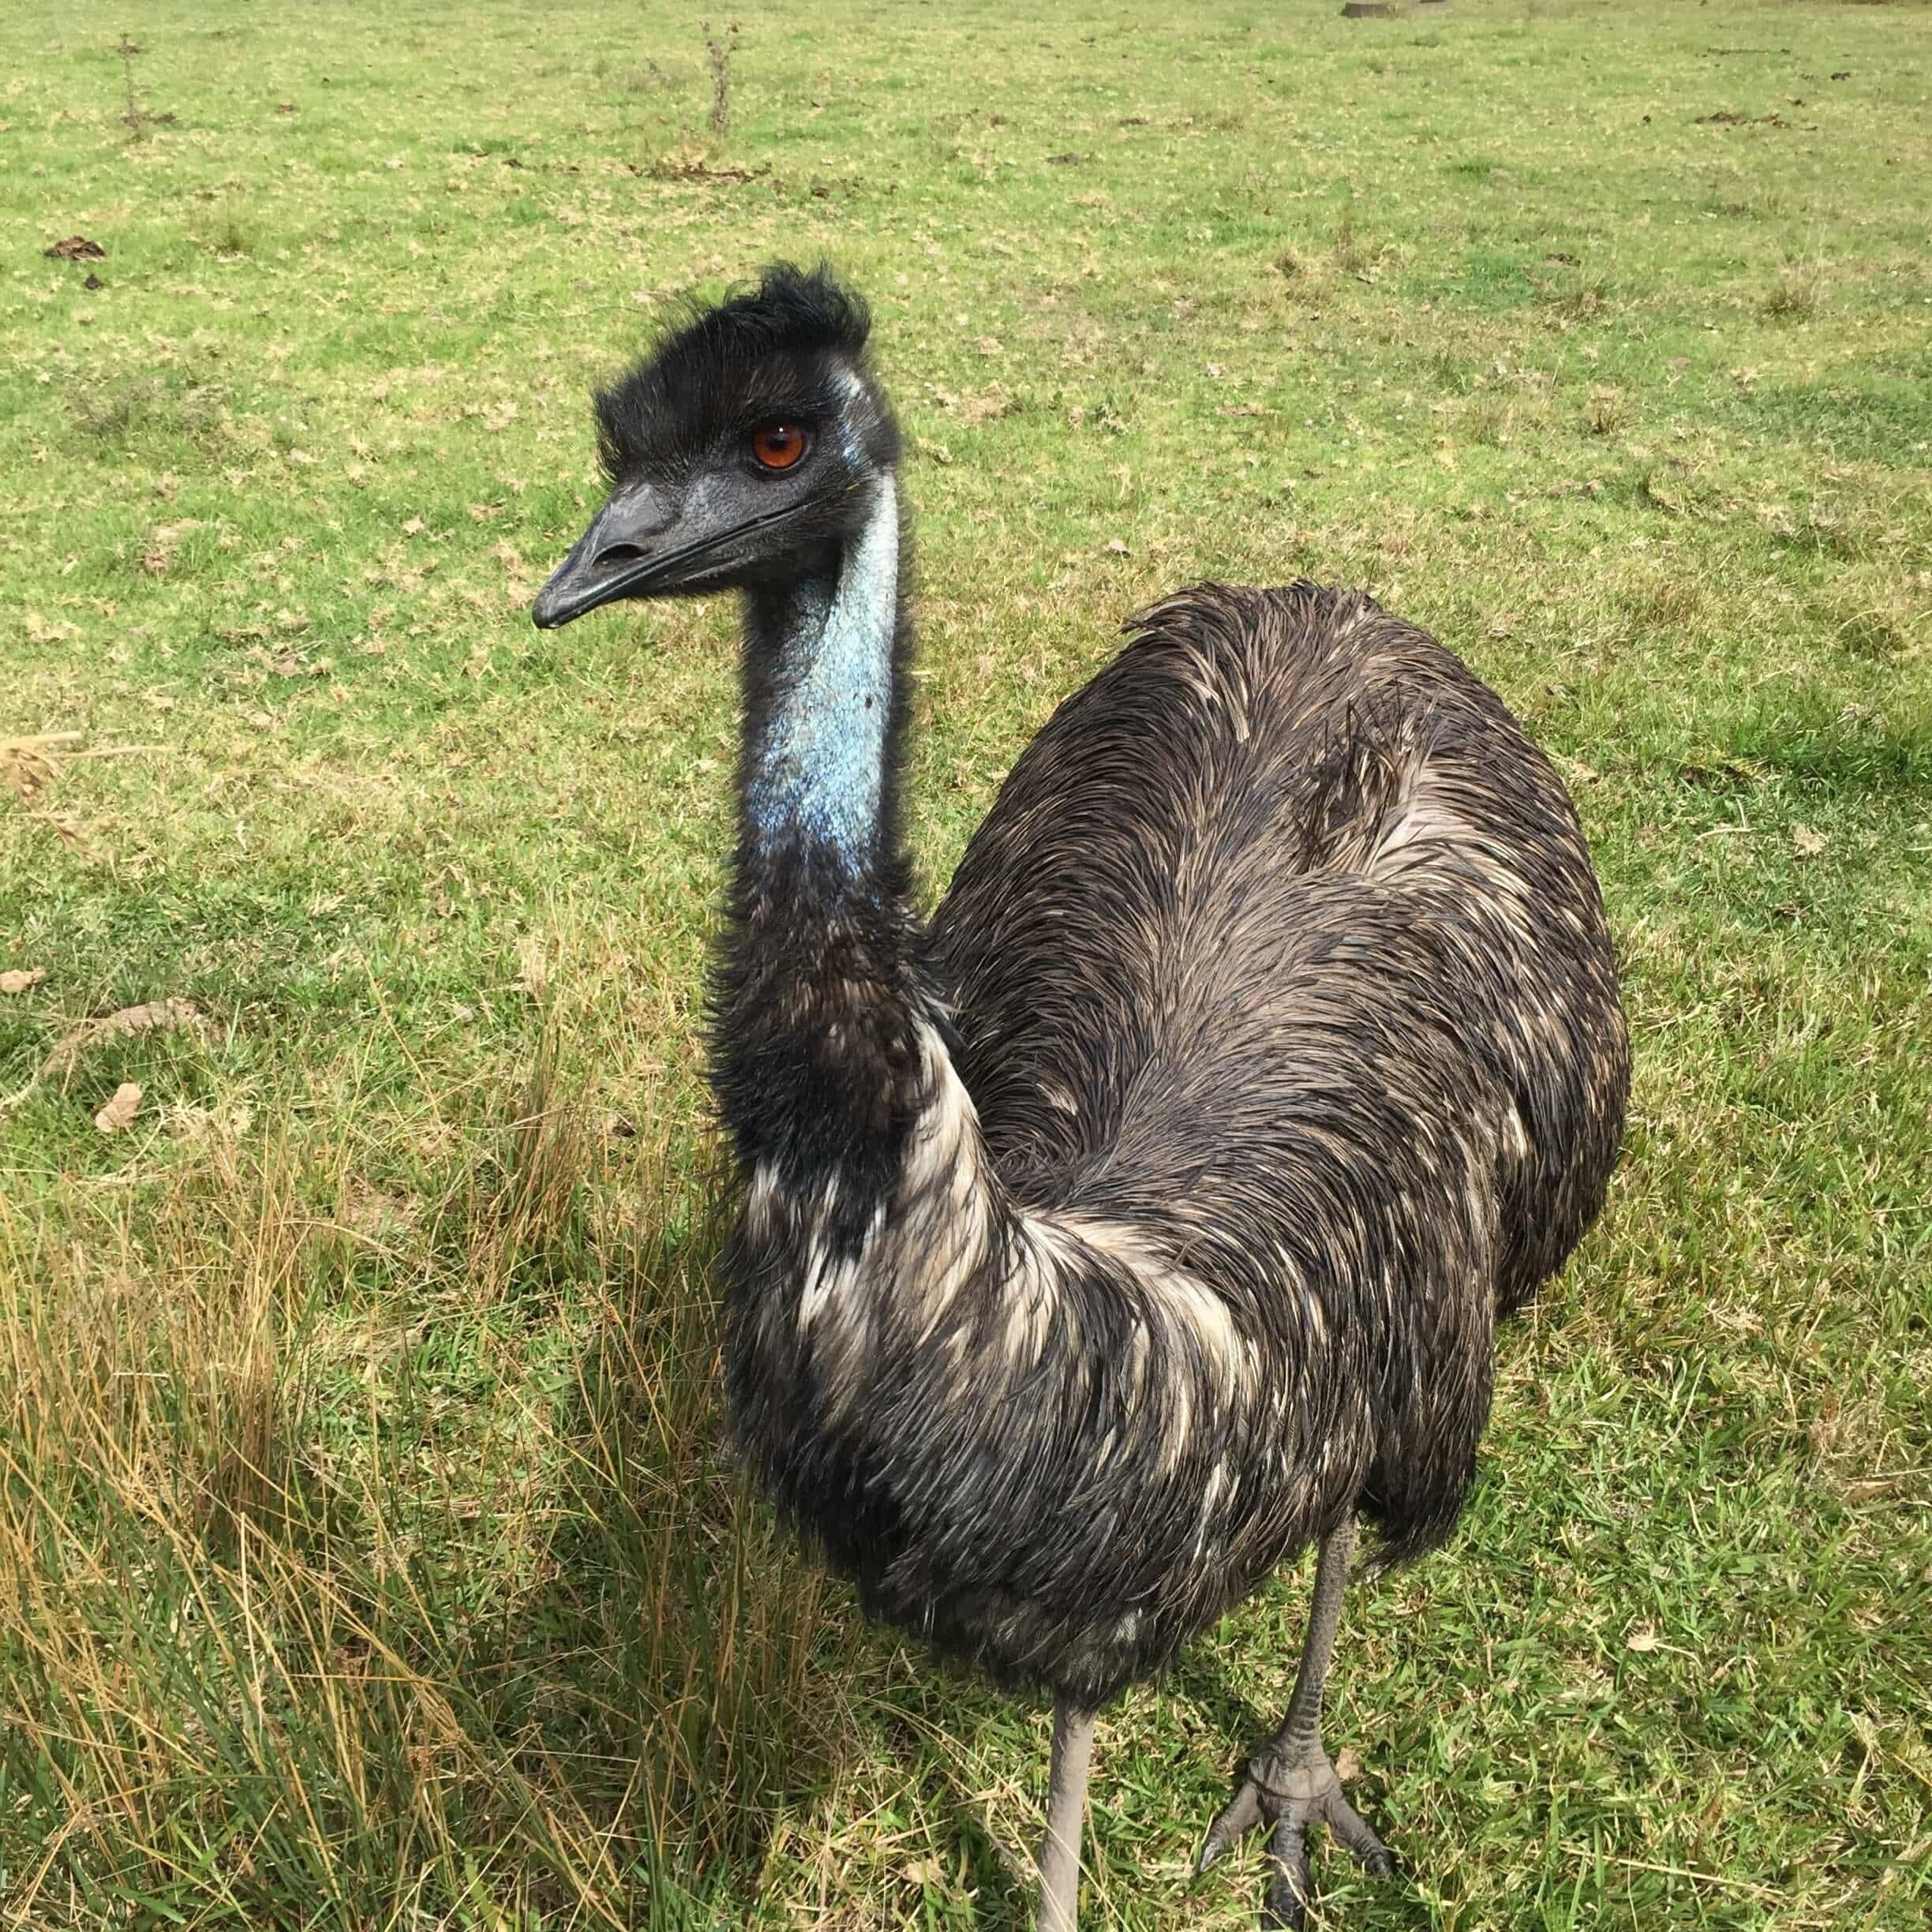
[534,265,1629,1930]
[730,578,1625,1711]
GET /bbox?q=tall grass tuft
[0,1082,851,1927]
[1765,261,1822,320]
[469,1022,593,1301]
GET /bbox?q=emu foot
[1196,1742,1395,1929]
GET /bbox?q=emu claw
[1196,1747,1395,1929]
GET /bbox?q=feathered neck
[740,474,903,869]
[710,474,931,1215]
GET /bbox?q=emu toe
[1196,1743,1395,1930]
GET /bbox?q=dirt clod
[94,1082,143,1134]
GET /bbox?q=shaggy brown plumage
[533,263,1629,1931]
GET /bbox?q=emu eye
[738,419,799,467]
[749,421,809,472]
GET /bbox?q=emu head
[532,263,900,627]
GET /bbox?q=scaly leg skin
[1037,1698,1098,1932]
[1196,1518,1397,1928]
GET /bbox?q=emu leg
[1197,1518,1396,1929]
[1036,1698,1098,1932]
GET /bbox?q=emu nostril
[594,543,647,571]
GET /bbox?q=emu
[533,264,1628,1930]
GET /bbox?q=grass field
[3,0,1930,1926]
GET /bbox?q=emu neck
[717,474,927,1205]
[742,475,902,873]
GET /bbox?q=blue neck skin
[742,474,900,872]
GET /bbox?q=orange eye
[750,421,809,471]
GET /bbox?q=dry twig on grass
[3,731,165,861]
[1,732,84,805]
[0,999,214,1114]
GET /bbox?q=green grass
[2,0,1929,1926]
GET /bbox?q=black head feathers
[660,260,871,365]
[593,262,890,485]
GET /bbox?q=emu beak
[531,483,680,629]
